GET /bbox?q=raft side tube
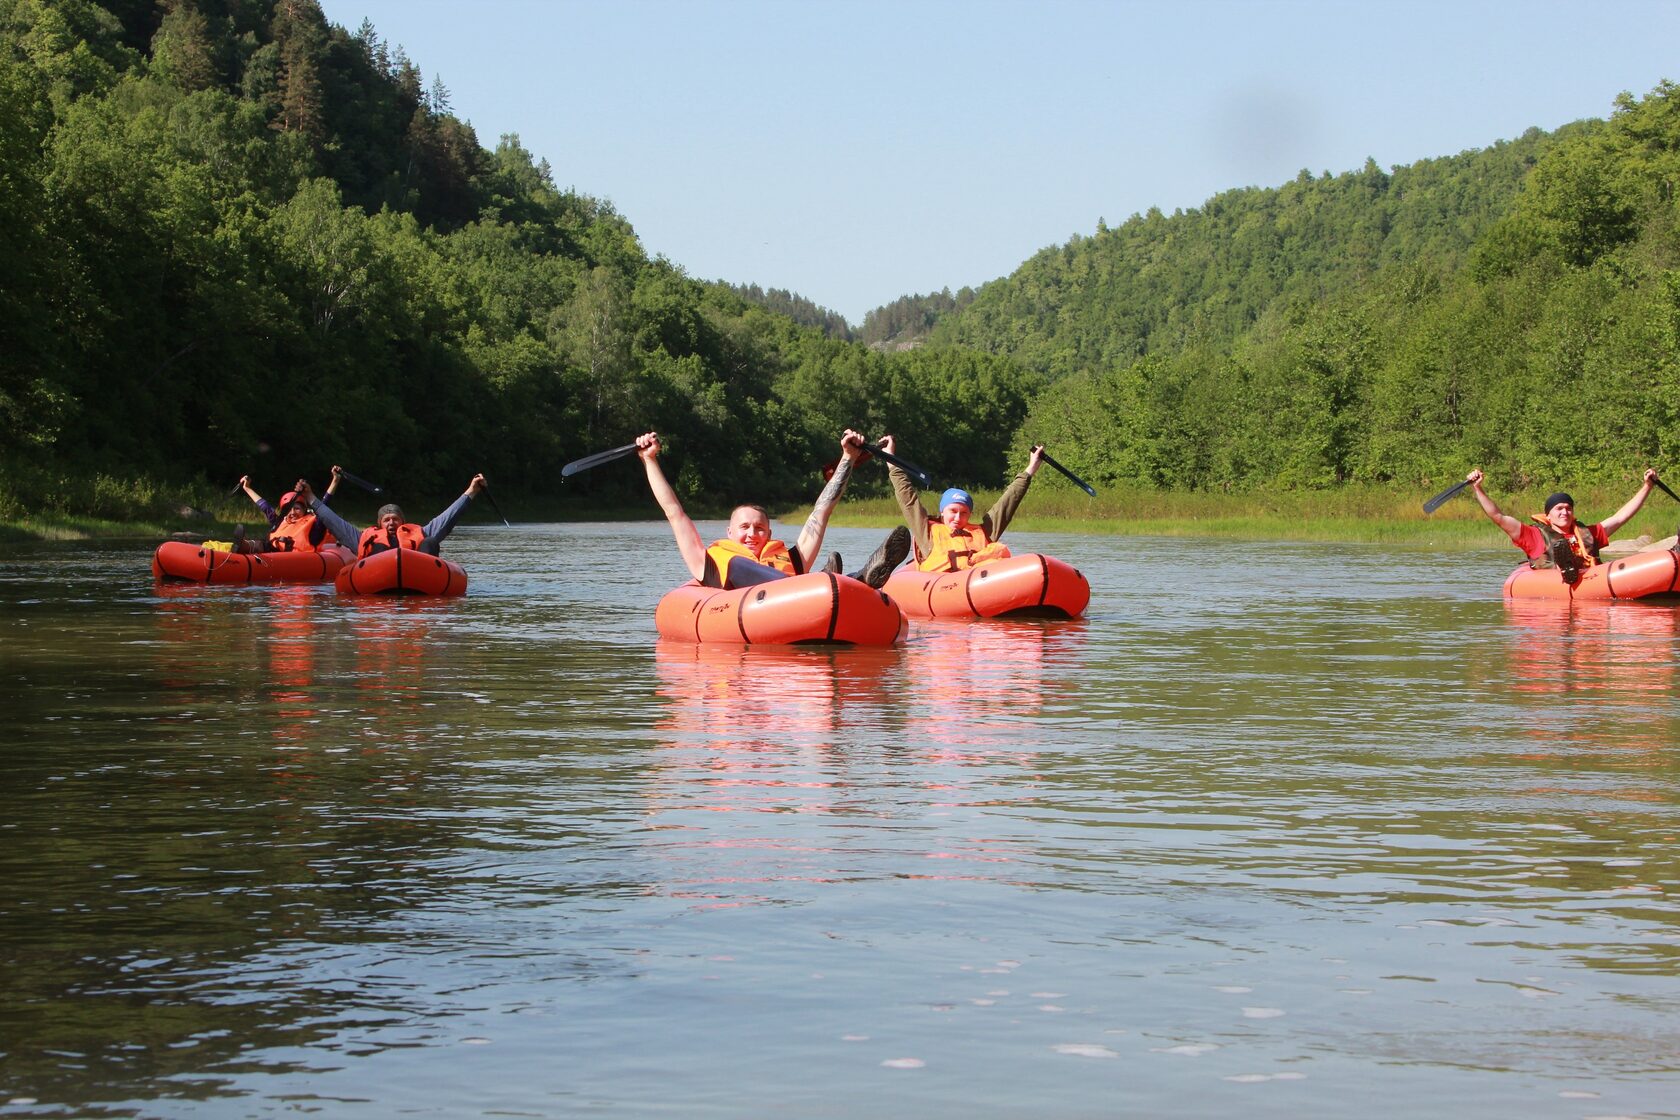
[1503,548,1680,601]
[334,548,468,596]
[882,553,1090,619]
[655,572,906,645]
[151,541,352,585]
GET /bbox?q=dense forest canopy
[2,0,1678,522]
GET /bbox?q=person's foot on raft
[853,526,911,589]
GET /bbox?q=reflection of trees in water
[0,594,484,1108]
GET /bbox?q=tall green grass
[5,463,1676,549]
[0,459,244,541]
[821,482,1680,549]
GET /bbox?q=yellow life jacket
[358,523,426,558]
[706,538,795,581]
[919,522,1012,572]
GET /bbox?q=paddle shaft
[480,486,511,527]
[1654,477,1680,505]
[1038,450,1096,496]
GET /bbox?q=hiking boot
[1544,538,1581,584]
[821,551,843,575]
[231,524,250,554]
[853,526,911,589]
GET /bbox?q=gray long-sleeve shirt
[308,490,475,555]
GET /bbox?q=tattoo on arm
[803,457,853,538]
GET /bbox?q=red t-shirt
[1513,521,1608,561]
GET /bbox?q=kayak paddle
[1039,450,1096,496]
[337,469,384,495]
[1654,476,1680,505]
[479,479,511,527]
[561,442,640,479]
[858,439,934,490]
[1422,479,1470,514]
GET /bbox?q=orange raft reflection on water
[881,553,1090,619]
[655,572,907,645]
[1503,547,1680,601]
[151,541,353,585]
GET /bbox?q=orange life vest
[706,538,796,579]
[357,523,426,558]
[268,513,332,553]
[919,521,1012,572]
[1529,516,1600,568]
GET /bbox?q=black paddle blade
[852,439,934,490]
[1039,451,1097,497]
[227,481,244,497]
[1422,479,1471,514]
[561,442,640,479]
[339,470,384,495]
[1653,477,1680,505]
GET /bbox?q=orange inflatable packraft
[881,552,1090,619]
[1502,549,1680,601]
[335,547,468,597]
[655,572,907,645]
[151,541,353,585]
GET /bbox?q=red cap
[279,490,299,509]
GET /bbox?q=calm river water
[2,523,1677,1119]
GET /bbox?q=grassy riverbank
[6,477,1678,550]
[827,482,1680,550]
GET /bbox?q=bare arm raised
[1466,469,1524,545]
[1598,469,1659,537]
[639,432,708,581]
[792,429,867,563]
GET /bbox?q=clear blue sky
[316,0,1680,325]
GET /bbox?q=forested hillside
[4,0,1678,524]
[978,89,1680,492]
[0,0,1034,520]
[858,288,976,350]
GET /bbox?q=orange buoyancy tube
[151,540,352,584]
[335,546,467,596]
[1503,548,1680,600]
[267,513,332,552]
[357,523,426,558]
[706,538,796,582]
[655,572,907,644]
[883,552,1090,619]
[918,522,1013,572]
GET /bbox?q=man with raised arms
[1465,467,1662,581]
[293,468,487,559]
[636,429,909,590]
